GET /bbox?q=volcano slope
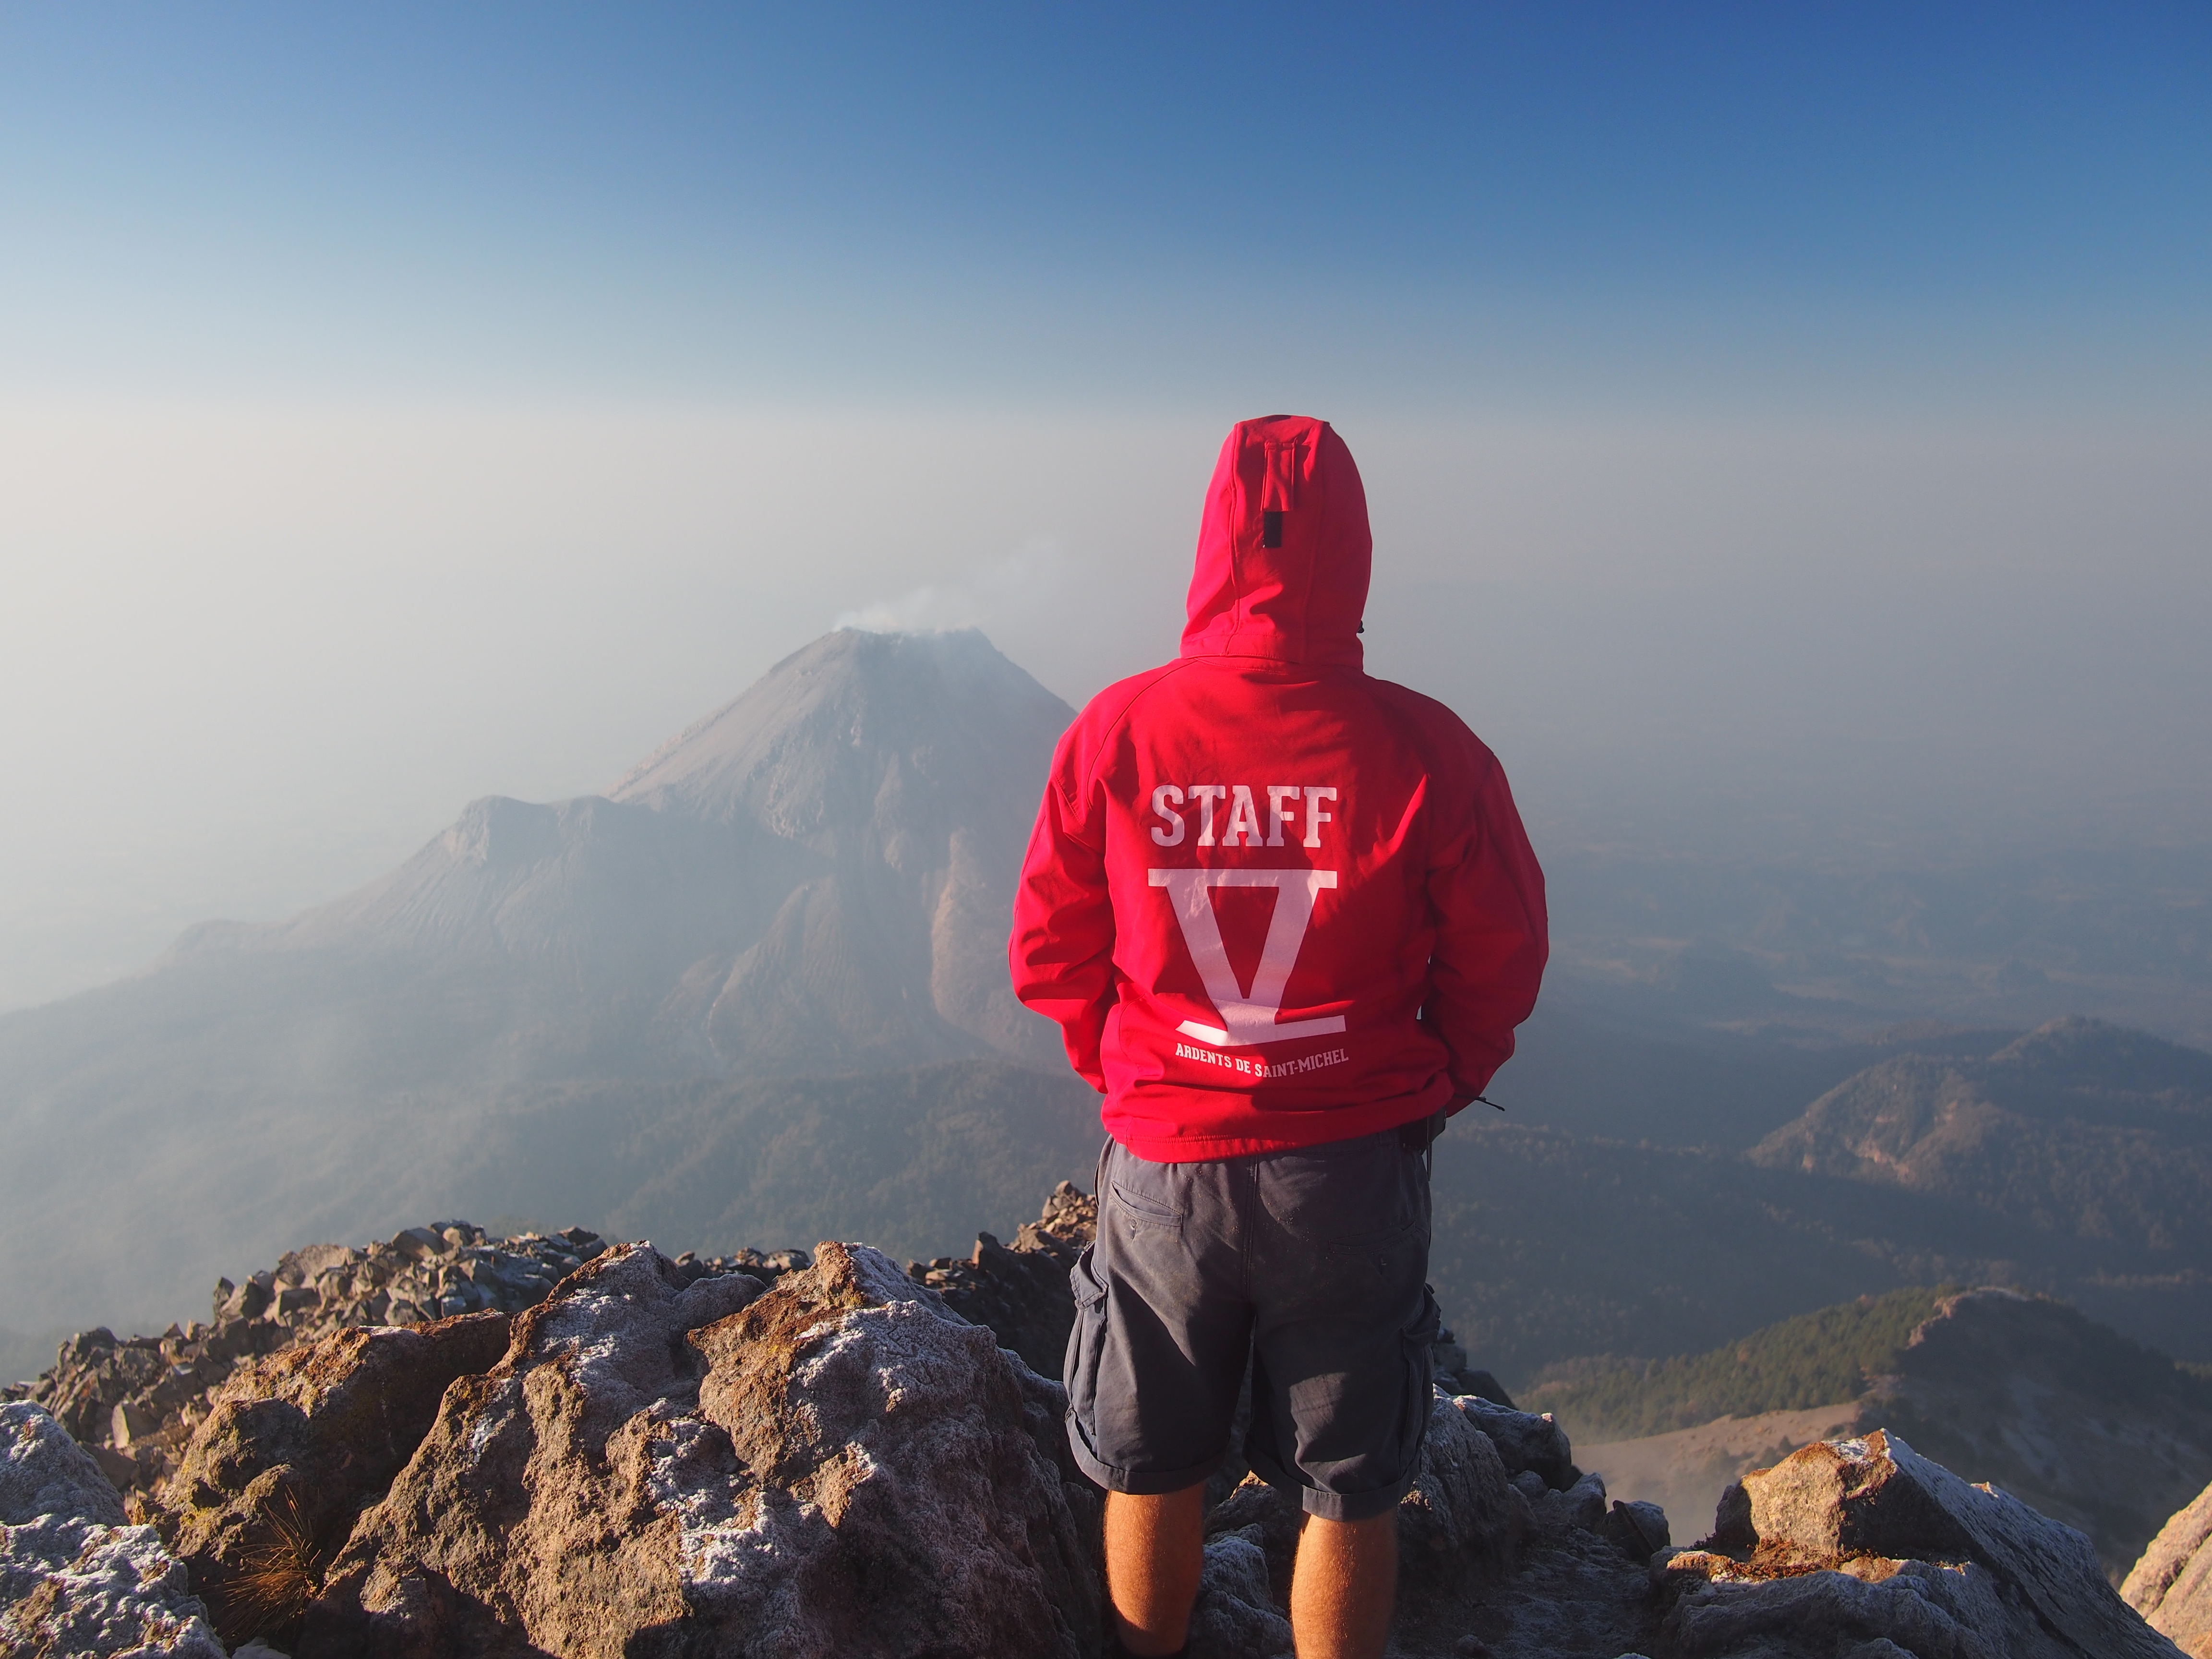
[0,629,1078,1349]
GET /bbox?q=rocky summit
[1,1187,2193,1658]
[3,1216,817,1504]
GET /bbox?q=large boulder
[161,1309,514,1643]
[2128,1479,2212,1658]
[1455,1393,1578,1492]
[1,1401,223,1657]
[1396,1395,1531,1577]
[1662,1429,2184,1658]
[301,1238,1100,1658]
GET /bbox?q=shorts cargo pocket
[1065,1243,1110,1434]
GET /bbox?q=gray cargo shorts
[1064,1126,1441,1521]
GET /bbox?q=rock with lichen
[1,1400,223,1657]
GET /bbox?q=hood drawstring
[1258,437,1303,549]
[1180,415,1371,669]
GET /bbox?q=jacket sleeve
[1008,732,1117,1091]
[1423,746,1549,1111]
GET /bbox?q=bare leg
[1290,1508,1398,1659]
[1103,1484,1209,1656]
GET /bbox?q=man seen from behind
[1009,416,1548,1659]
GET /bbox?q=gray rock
[1665,1559,2012,1659]
[277,1243,356,1285]
[162,1308,517,1644]
[2,1399,125,1526]
[1187,1527,1293,1659]
[1600,1499,1670,1560]
[1481,1521,1662,1658]
[1537,1469,1609,1534]
[29,1188,2189,1659]
[90,1441,142,1490]
[110,1398,158,1446]
[1400,1394,1527,1573]
[1453,1393,1576,1490]
[387,1226,445,1259]
[0,1402,222,1657]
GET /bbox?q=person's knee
[1299,1506,1399,1559]
[1105,1481,1210,1530]
[1103,1482,1211,1577]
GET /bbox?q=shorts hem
[1065,1410,1225,1496]
[1242,1441,1421,1522]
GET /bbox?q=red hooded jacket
[1009,416,1547,1161]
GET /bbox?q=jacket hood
[1181,415,1370,669]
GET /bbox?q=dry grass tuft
[220,1485,325,1643]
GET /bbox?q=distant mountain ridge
[1523,1286,1957,1443]
[1426,1018,2212,1388]
[1749,1015,2212,1255]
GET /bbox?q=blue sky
[1,4,2208,1010]
[5,3,2207,408]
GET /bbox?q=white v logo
[1148,868,1346,1046]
